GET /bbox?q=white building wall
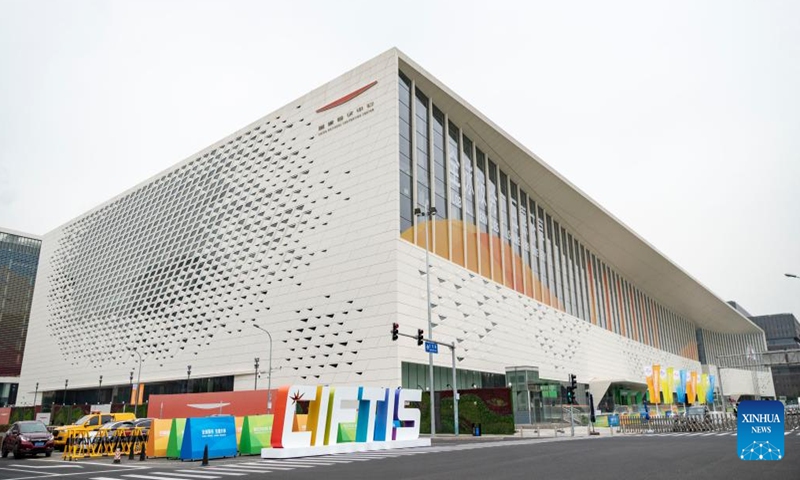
[18,50,404,405]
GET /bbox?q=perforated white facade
[17,49,772,406]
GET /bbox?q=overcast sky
[1,1,798,321]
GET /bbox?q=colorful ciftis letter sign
[270,385,421,448]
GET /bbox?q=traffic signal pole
[390,323,459,436]
[570,404,575,437]
[567,374,577,437]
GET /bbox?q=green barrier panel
[166,418,186,459]
[239,414,274,455]
[594,415,609,427]
[337,422,357,443]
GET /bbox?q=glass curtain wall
[397,71,700,361]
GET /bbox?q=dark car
[133,418,152,435]
[98,420,136,437]
[1,421,54,458]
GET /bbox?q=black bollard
[139,444,146,461]
[128,436,135,461]
[201,445,209,466]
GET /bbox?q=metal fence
[620,411,800,434]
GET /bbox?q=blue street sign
[424,341,438,354]
[608,414,620,427]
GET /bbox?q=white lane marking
[258,459,337,466]
[10,465,83,469]
[204,466,276,473]
[123,475,210,480]
[176,470,246,476]
[149,472,222,479]
[76,461,150,469]
[244,461,314,468]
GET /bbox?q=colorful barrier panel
[166,418,186,459]
[235,416,244,447]
[146,419,173,458]
[239,415,274,455]
[179,416,237,461]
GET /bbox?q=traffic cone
[201,445,209,466]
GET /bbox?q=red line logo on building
[316,81,378,113]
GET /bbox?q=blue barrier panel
[179,416,238,461]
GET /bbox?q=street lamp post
[97,375,103,405]
[254,358,260,390]
[253,325,273,414]
[186,365,192,394]
[127,371,134,413]
[63,380,68,425]
[128,348,143,410]
[415,204,436,437]
[33,382,39,409]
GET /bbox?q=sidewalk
[426,425,617,444]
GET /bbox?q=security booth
[506,366,541,424]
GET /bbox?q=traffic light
[391,323,399,341]
[566,387,574,405]
[417,329,424,346]
[566,373,578,405]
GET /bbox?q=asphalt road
[0,432,798,480]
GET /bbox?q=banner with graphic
[697,374,708,405]
[687,371,697,404]
[642,366,716,405]
[663,367,674,404]
[676,370,686,403]
[707,376,716,404]
[644,366,655,402]
[652,365,661,403]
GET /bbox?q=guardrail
[620,411,800,434]
[63,427,148,461]
[620,413,736,434]
[786,411,800,431]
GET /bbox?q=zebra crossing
[87,438,585,480]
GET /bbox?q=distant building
[0,228,41,405]
[748,313,800,401]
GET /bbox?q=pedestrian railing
[787,411,800,431]
[619,413,737,434]
[620,411,800,435]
